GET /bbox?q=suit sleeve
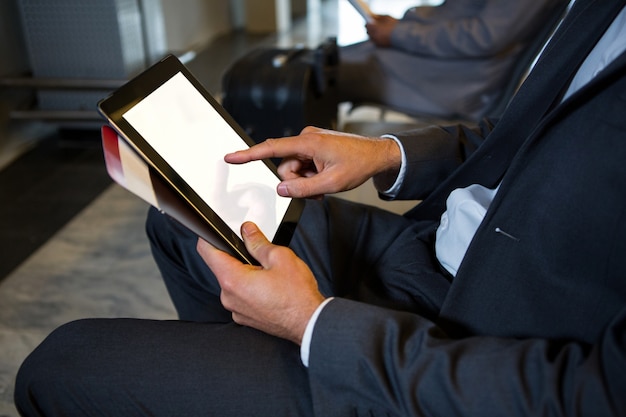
[382,119,495,200]
[391,0,562,58]
[307,298,626,417]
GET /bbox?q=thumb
[240,222,275,267]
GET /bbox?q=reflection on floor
[0,129,113,280]
[0,1,424,414]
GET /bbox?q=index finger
[225,136,311,164]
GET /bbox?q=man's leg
[147,197,451,322]
[337,41,388,105]
[15,198,450,416]
[306,197,451,320]
[146,206,232,322]
[15,318,314,417]
[338,42,456,118]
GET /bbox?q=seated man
[339,0,568,120]
[14,1,626,416]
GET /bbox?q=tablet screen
[122,71,291,241]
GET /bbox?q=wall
[0,0,234,163]
[0,0,32,156]
[158,0,232,53]
[0,1,29,77]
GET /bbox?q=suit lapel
[408,0,626,221]
[524,0,626,113]
[529,47,626,141]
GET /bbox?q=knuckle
[219,293,232,310]
[219,276,236,293]
[267,245,293,263]
[263,138,279,154]
[231,312,244,325]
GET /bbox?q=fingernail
[241,222,256,237]
[277,183,289,196]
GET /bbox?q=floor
[0,1,421,415]
[0,128,113,280]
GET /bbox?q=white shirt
[301,4,626,367]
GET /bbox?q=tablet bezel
[97,54,303,265]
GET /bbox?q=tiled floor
[0,185,176,416]
[0,128,113,280]
[0,1,423,415]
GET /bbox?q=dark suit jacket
[309,1,626,415]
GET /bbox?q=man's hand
[196,222,326,345]
[366,15,398,47]
[225,126,401,199]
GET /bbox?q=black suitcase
[221,37,339,144]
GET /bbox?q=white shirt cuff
[300,297,334,367]
[379,134,407,198]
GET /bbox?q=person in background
[339,0,568,120]
[13,0,626,416]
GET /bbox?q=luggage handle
[312,37,339,96]
[272,45,307,68]
[270,38,339,96]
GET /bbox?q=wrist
[373,136,402,191]
[300,297,334,366]
[383,137,402,169]
[292,294,327,346]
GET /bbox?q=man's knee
[14,319,99,415]
[145,206,166,245]
[145,207,199,254]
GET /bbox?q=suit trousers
[337,42,453,118]
[15,197,451,416]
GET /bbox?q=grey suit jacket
[309,1,626,415]
[346,0,568,119]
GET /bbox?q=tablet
[347,0,374,22]
[98,54,304,265]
